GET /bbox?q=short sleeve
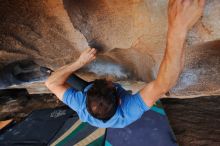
[121,92,149,124]
[62,87,85,112]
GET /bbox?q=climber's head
[86,79,118,121]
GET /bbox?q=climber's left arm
[139,0,205,108]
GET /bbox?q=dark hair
[86,79,118,121]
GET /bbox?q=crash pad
[0,107,74,146]
[105,101,178,146]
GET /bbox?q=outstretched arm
[140,0,205,107]
[45,48,96,100]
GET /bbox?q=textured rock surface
[0,89,62,121]
[0,0,219,98]
[162,97,220,146]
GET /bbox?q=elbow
[163,80,178,93]
[45,80,49,88]
[45,78,63,91]
[155,79,178,95]
[160,85,170,95]
[45,79,54,89]
[45,80,57,92]
[45,80,50,89]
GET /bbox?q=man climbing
[45,0,205,128]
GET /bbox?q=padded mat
[105,101,178,146]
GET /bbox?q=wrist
[71,60,84,69]
[167,26,187,46]
[168,26,187,39]
[166,26,187,50]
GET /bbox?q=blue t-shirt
[62,83,149,128]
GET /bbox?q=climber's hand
[76,48,96,67]
[168,0,205,31]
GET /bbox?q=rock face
[162,96,220,146]
[0,0,219,98]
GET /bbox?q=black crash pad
[0,107,74,146]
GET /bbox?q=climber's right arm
[45,48,96,100]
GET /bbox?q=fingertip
[90,48,97,54]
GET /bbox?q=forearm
[140,0,204,107]
[45,48,96,100]
[156,27,187,92]
[45,61,82,87]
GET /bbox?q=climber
[45,0,205,128]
